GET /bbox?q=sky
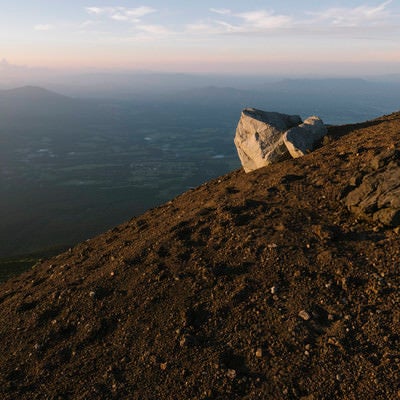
[0,0,399,75]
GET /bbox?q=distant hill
[0,111,399,399]
[0,85,75,118]
[0,85,107,132]
[0,85,71,101]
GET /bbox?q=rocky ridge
[0,112,400,399]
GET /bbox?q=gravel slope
[0,112,399,399]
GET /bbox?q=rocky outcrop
[234,108,302,172]
[345,149,400,226]
[284,116,327,158]
[234,108,327,172]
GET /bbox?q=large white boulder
[234,108,302,173]
[283,116,327,158]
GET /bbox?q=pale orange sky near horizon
[1,0,399,75]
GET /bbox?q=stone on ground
[345,149,400,226]
[234,108,302,173]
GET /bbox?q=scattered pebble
[179,334,197,347]
[299,310,311,321]
[160,362,168,370]
[227,369,237,379]
[256,348,263,358]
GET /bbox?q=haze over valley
[1,74,399,268]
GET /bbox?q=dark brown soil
[1,112,400,400]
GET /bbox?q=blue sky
[0,1,399,75]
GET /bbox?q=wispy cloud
[86,6,156,23]
[79,2,398,44]
[209,8,231,16]
[34,24,54,31]
[235,10,292,30]
[136,25,171,35]
[190,2,397,37]
[80,20,100,28]
[81,6,176,41]
[188,9,292,35]
[85,7,103,15]
[308,0,393,26]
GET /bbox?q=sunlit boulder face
[234,108,327,173]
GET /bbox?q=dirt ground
[0,112,399,399]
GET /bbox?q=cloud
[85,6,156,23]
[136,25,171,35]
[0,58,11,68]
[80,20,100,28]
[85,7,104,15]
[235,10,292,29]
[308,0,393,26]
[188,2,397,38]
[79,3,398,44]
[34,24,55,31]
[81,6,175,41]
[209,8,231,15]
[187,8,292,35]
[185,23,215,34]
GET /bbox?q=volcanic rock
[345,149,400,226]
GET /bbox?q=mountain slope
[0,85,70,101]
[0,85,85,124]
[0,112,400,399]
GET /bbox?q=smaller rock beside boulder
[284,116,327,158]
